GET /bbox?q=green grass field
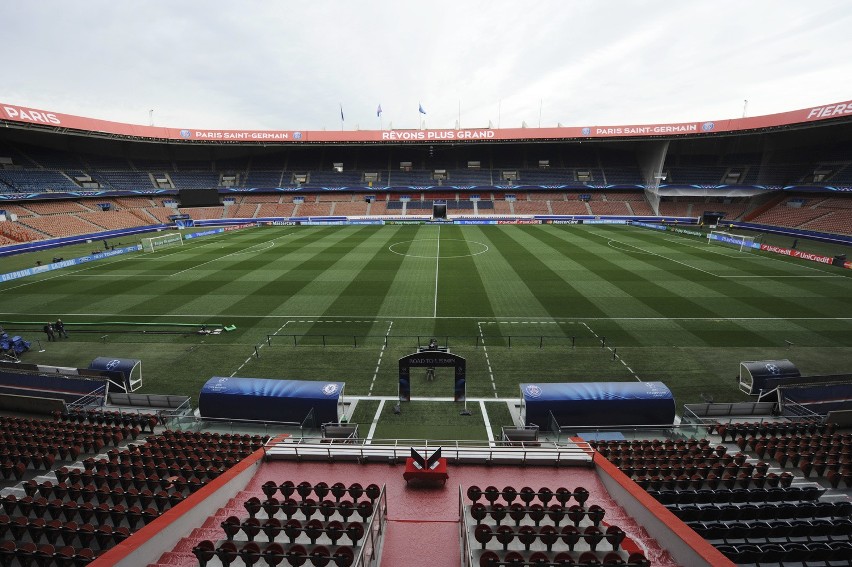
[2,224,851,440]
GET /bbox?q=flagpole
[498,100,502,129]
[538,99,542,128]
[458,99,461,130]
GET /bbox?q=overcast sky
[4,1,851,132]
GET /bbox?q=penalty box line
[249,318,393,397]
[229,319,294,377]
[480,320,642,382]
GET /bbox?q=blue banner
[708,232,761,249]
[0,244,141,283]
[184,227,224,240]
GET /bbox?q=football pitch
[2,224,851,439]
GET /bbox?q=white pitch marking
[368,321,394,395]
[477,322,499,398]
[229,319,292,376]
[433,225,440,318]
[480,401,494,444]
[365,399,386,444]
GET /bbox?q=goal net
[707,230,756,252]
[141,233,183,252]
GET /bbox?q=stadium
[0,93,851,567]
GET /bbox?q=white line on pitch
[477,322,499,398]
[3,312,852,322]
[171,241,277,277]
[602,237,719,277]
[368,321,394,395]
[434,225,440,318]
[229,319,292,376]
[581,322,641,381]
[480,400,494,444]
[365,399,386,444]
[656,231,841,275]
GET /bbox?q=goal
[141,233,183,252]
[707,230,756,252]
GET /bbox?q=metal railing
[265,437,592,466]
[353,484,388,567]
[166,414,308,437]
[264,333,590,349]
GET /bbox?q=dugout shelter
[738,359,802,396]
[199,376,344,425]
[520,381,675,430]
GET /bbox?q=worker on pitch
[55,319,68,339]
[43,322,56,342]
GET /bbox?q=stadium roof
[2,98,851,146]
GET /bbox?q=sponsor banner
[760,244,834,264]
[454,219,496,225]
[301,220,347,226]
[670,227,704,237]
[632,221,668,231]
[709,233,761,249]
[384,220,425,225]
[222,223,255,232]
[585,219,628,225]
[549,219,581,225]
[184,228,224,240]
[347,219,385,225]
[270,221,298,226]
[0,244,141,283]
[497,219,542,225]
[3,98,852,143]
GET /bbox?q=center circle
[388,238,490,258]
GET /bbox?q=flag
[340,104,344,122]
[418,103,426,115]
[377,104,382,117]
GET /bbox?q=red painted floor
[252,461,676,566]
[152,460,677,566]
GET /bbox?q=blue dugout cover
[520,381,675,429]
[199,377,343,424]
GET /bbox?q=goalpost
[707,230,756,252]
[141,233,183,252]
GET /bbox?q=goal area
[141,233,183,252]
[707,230,756,252]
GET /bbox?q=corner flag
[377,104,382,117]
[418,103,426,115]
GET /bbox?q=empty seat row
[26,476,203,500]
[56,409,159,432]
[647,485,823,505]
[473,523,624,553]
[2,498,162,528]
[470,503,606,528]
[221,516,365,546]
[244,498,374,522]
[259,481,381,503]
[467,486,590,507]
[0,515,131,549]
[688,517,852,543]
[632,470,794,491]
[715,540,852,565]
[193,539,355,567]
[0,541,95,566]
[668,500,852,522]
[478,549,650,567]
[712,420,833,442]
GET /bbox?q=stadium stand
[18,201,93,216]
[178,207,224,221]
[18,215,103,239]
